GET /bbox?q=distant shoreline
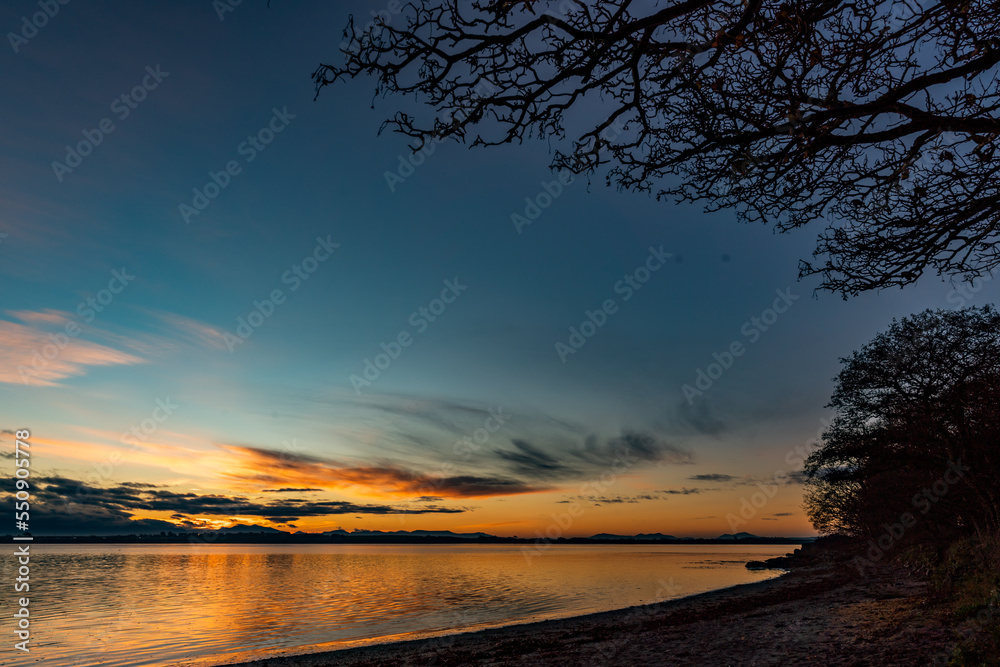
[3,534,810,546]
[217,561,956,667]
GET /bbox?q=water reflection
[0,544,791,666]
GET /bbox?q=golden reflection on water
[0,544,792,666]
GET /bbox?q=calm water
[0,543,793,666]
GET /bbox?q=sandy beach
[221,561,959,667]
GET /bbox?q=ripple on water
[0,543,791,667]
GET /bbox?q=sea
[0,543,794,666]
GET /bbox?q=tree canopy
[314,0,1000,297]
[804,305,1000,541]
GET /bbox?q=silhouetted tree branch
[315,0,1000,296]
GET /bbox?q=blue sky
[1,0,996,537]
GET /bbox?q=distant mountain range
[8,523,814,543]
[215,524,287,534]
[319,529,492,539]
[590,532,680,540]
[590,532,760,541]
[209,524,494,538]
[208,526,763,541]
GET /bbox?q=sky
[1,0,996,539]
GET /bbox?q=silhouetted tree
[315,0,1000,296]
[805,305,1000,541]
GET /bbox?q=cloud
[218,426,690,500]
[219,445,547,498]
[487,430,691,483]
[604,431,693,465]
[261,487,323,493]
[785,471,808,485]
[689,473,736,482]
[586,496,632,504]
[0,315,144,386]
[530,430,694,475]
[338,392,504,440]
[580,493,665,504]
[0,307,242,388]
[6,309,72,326]
[0,428,16,457]
[143,310,231,351]
[565,493,665,505]
[495,439,571,477]
[659,487,702,495]
[205,390,695,504]
[323,391,689,479]
[28,511,186,536]
[674,398,726,435]
[10,476,469,534]
[771,512,794,516]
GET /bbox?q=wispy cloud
[785,471,808,485]
[488,431,692,481]
[673,397,726,435]
[215,427,692,498]
[142,309,231,351]
[261,487,323,493]
[495,439,572,477]
[580,493,665,504]
[219,444,548,498]
[302,391,694,487]
[0,307,244,387]
[0,316,144,386]
[6,308,72,326]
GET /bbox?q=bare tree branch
[315,0,1000,296]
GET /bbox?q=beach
[221,561,959,667]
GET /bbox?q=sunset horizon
[4,1,999,665]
